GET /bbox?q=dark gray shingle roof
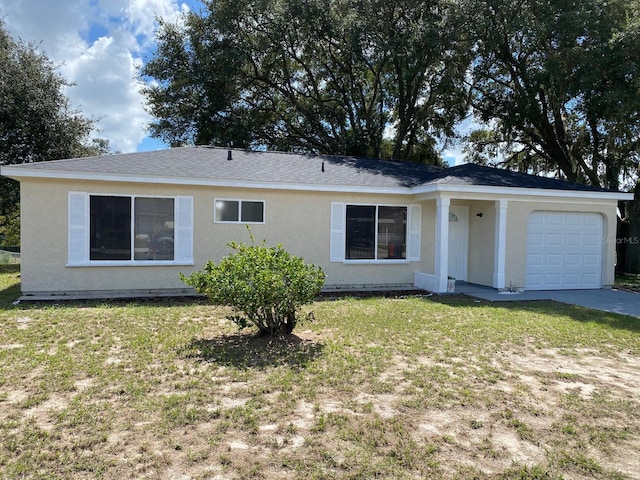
[2,145,613,192]
[431,163,607,192]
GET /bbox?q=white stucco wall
[19,179,433,295]
[18,177,621,296]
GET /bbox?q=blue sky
[0,0,203,153]
[0,0,469,163]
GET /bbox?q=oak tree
[0,22,109,243]
[140,0,471,163]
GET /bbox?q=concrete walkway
[454,282,640,318]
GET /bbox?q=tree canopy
[0,22,109,216]
[461,0,640,191]
[141,0,639,185]
[140,0,471,163]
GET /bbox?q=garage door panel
[544,274,563,287]
[528,233,544,246]
[546,234,563,246]
[565,254,581,266]
[583,254,600,266]
[547,214,564,226]
[563,274,580,287]
[546,254,562,266]
[527,274,543,288]
[526,212,603,290]
[584,216,601,227]
[566,234,581,247]
[582,273,599,285]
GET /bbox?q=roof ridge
[193,144,430,165]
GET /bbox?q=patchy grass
[616,272,640,291]
[1,270,639,479]
[0,264,20,307]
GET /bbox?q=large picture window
[69,192,193,266]
[346,205,407,260]
[89,195,175,261]
[214,199,264,223]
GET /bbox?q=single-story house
[0,146,633,298]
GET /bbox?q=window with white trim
[346,205,407,260]
[68,192,193,265]
[214,199,264,223]
[90,196,175,261]
[330,202,421,262]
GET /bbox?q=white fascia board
[412,184,634,201]
[2,167,411,196]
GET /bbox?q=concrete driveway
[456,283,640,318]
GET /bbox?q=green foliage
[140,0,471,163]
[461,0,640,191]
[0,203,20,246]
[182,236,325,336]
[0,21,110,214]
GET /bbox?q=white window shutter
[68,192,88,264]
[330,202,345,262]
[407,204,421,262]
[175,196,194,263]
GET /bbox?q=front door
[448,206,469,281]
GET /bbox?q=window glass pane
[90,196,131,261]
[346,205,376,259]
[377,206,407,259]
[134,198,175,260]
[215,200,239,222]
[241,201,264,223]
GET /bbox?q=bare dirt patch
[2,295,640,479]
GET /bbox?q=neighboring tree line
[0,22,109,246]
[1,1,638,270]
[141,0,639,271]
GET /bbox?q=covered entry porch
[414,196,508,294]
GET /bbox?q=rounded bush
[182,239,325,336]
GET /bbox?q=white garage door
[526,212,603,290]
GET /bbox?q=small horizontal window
[214,199,264,223]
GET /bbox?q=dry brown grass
[1,269,639,479]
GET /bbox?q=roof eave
[0,167,411,195]
[412,183,634,201]
[3,165,633,201]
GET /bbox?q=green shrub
[181,236,325,336]
[0,203,20,247]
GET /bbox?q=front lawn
[1,268,639,479]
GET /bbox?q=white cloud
[126,0,191,40]
[0,0,195,153]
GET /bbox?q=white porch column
[434,197,451,292]
[493,199,508,289]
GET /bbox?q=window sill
[342,259,410,265]
[213,221,265,225]
[66,260,194,267]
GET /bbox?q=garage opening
[526,212,603,290]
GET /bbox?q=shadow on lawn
[0,264,21,309]
[427,294,640,334]
[180,332,325,370]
